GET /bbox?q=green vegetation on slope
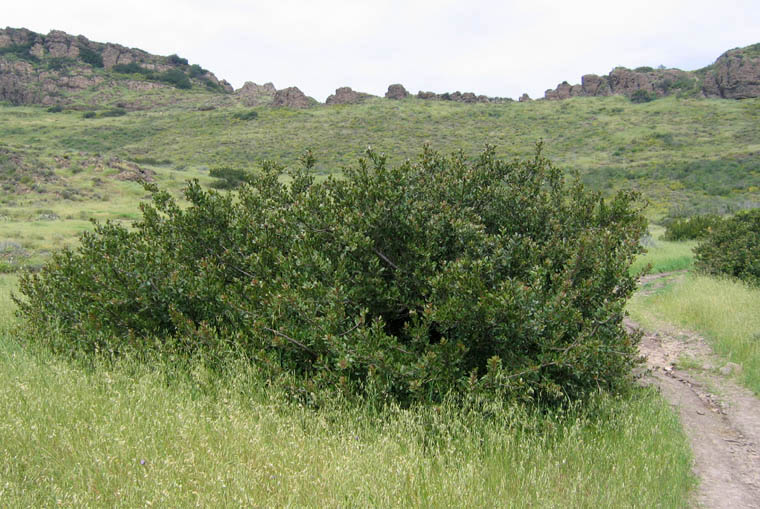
[1,95,757,271]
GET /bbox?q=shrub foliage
[695,209,760,285]
[663,214,723,241]
[16,145,646,403]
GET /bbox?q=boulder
[519,93,532,102]
[325,86,373,105]
[385,83,409,99]
[581,74,610,96]
[607,67,654,96]
[702,45,760,99]
[272,86,311,108]
[45,30,80,59]
[235,81,276,106]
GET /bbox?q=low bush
[695,208,760,285]
[82,111,96,119]
[101,108,127,117]
[158,69,191,90]
[167,54,189,66]
[662,214,723,241]
[16,145,646,404]
[0,43,38,62]
[112,62,151,75]
[188,64,208,78]
[231,110,258,121]
[630,90,658,104]
[208,166,254,189]
[78,46,103,68]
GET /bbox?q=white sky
[5,0,760,101]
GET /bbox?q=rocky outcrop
[272,86,313,108]
[235,81,276,106]
[385,83,409,99]
[0,26,231,107]
[519,93,532,102]
[580,74,610,96]
[702,44,760,99]
[325,86,374,105]
[415,89,511,103]
[545,66,697,100]
[542,44,760,101]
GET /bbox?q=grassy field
[629,274,760,395]
[2,95,759,271]
[630,225,697,275]
[0,288,694,507]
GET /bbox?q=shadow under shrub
[695,208,760,286]
[16,145,646,404]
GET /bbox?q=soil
[628,272,760,508]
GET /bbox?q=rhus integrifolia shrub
[695,208,760,286]
[16,145,647,403]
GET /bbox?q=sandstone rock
[581,74,610,96]
[385,83,409,99]
[325,86,373,105]
[519,93,532,102]
[272,86,311,108]
[219,80,234,93]
[45,30,80,59]
[235,81,276,106]
[607,67,654,96]
[702,45,760,99]
[0,59,39,104]
[30,43,45,59]
[417,90,437,99]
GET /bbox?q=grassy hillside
[1,95,759,270]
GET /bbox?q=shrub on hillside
[695,209,760,285]
[78,46,103,68]
[16,145,646,403]
[159,69,192,89]
[208,166,254,189]
[662,214,723,241]
[167,54,189,66]
[231,110,259,121]
[630,90,657,103]
[112,62,152,75]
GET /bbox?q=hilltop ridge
[1,26,760,110]
[542,43,760,101]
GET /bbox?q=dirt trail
[628,272,760,509]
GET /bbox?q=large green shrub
[695,209,760,285]
[662,214,723,241]
[16,145,646,403]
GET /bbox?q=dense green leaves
[663,214,723,241]
[16,145,647,403]
[695,209,760,285]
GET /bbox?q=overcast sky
[5,0,760,101]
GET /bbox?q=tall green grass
[0,281,694,507]
[630,225,696,275]
[630,274,760,394]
